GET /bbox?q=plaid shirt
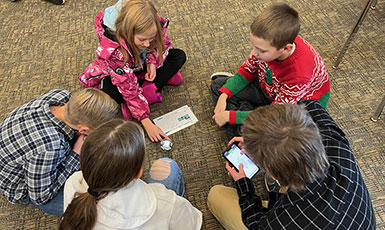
[235,100,376,230]
[0,89,79,205]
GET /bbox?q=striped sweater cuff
[229,110,237,124]
[219,87,233,98]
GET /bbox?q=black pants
[210,76,270,140]
[102,48,186,104]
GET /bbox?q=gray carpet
[0,0,384,229]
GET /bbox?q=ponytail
[59,191,101,230]
[59,119,145,229]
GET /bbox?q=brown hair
[65,88,119,128]
[115,0,165,69]
[250,3,300,49]
[59,119,146,230]
[243,104,329,192]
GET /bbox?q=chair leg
[371,0,377,9]
[370,95,385,122]
[333,0,377,69]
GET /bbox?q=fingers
[156,125,168,140]
[146,64,156,82]
[225,161,234,172]
[212,114,219,125]
[144,73,154,82]
[149,134,156,142]
[212,113,226,127]
[238,163,244,172]
[213,105,225,115]
[149,129,168,143]
[160,132,169,140]
[227,137,244,146]
[213,108,222,115]
[227,137,237,146]
[149,133,162,142]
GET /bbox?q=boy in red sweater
[211,3,330,139]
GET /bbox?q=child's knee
[210,77,228,93]
[149,158,174,180]
[175,49,186,66]
[208,185,225,202]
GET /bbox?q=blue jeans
[20,186,64,216]
[20,158,184,216]
[146,158,185,196]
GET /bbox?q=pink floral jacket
[78,11,172,121]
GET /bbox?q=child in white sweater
[60,119,202,230]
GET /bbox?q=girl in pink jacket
[78,0,186,142]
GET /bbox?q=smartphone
[223,144,259,179]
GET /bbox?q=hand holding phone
[223,144,259,179]
[225,161,246,181]
[228,136,244,148]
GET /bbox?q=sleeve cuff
[219,87,233,98]
[235,177,255,195]
[229,110,237,124]
[137,114,150,121]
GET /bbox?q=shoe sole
[45,0,65,4]
[210,72,233,80]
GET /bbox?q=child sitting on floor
[60,119,202,230]
[211,3,330,139]
[79,0,186,142]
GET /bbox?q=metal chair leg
[370,94,385,122]
[333,0,377,69]
[371,0,377,9]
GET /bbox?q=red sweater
[219,36,330,124]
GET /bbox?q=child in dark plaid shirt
[207,101,375,230]
[0,88,119,216]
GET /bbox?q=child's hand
[213,93,228,114]
[225,161,246,181]
[73,134,87,155]
[228,136,244,148]
[145,63,156,82]
[141,118,168,142]
[212,111,229,127]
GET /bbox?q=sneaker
[166,72,183,86]
[141,82,163,104]
[45,0,65,5]
[210,72,233,80]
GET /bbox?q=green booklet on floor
[153,105,198,135]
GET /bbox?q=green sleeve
[317,91,330,109]
[235,111,251,124]
[222,73,251,97]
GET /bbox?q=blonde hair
[65,88,119,128]
[115,0,165,69]
[243,103,329,192]
[59,119,146,230]
[250,3,300,49]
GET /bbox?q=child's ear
[78,126,92,135]
[136,168,143,179]
[284,43,295,52]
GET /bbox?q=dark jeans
[210,76,270,140]
[102,48,186,104]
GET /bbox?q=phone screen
[223,144,259,179]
